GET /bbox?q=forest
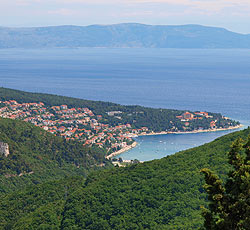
[60,128,250,229]
[0,112,249,229]
[0,118,111,194]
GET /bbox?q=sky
[1,0,250,34]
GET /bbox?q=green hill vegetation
[201,137,250,229]
[61,128,250,230]
[0,113,249,229]
[0,177,85,230]
[0,118,110,194]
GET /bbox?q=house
[107,111,123,116]
[60,105,68,110]
[210,121,216,129]
[195,112,209,118]
[183,112,194,120]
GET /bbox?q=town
[0,100,149,155]
[0,100,236,157]
[176,111,217,129]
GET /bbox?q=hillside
[1,126,249,229]
[0,177,85,230]
[0,118,110,193]
[0,23,250,49]
[61,128,250,229]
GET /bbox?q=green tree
[201,137,250,230]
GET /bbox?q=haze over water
[0,48,250,161]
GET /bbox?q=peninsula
[0,87,241,159]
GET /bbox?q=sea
[0,48,250,161]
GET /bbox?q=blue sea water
[0,48,250,161]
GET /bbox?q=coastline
[105,124,243,160]
[106,141,137,159]
[137,124,244,137]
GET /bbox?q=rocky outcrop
[0,142,9,157]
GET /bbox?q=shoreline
[137,124,244,137]
[106,142,137,159]
[105,124,243,160]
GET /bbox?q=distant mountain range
[1,23,250,49]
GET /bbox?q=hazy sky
[1,0,250,33]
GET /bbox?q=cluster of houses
[0,100,148,153]
[176,111,217,129]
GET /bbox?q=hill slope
[1,126,249,229]
[0,177,85,230]
[61,128,250,229]
[0,118,109,193]
[1,23,250,48]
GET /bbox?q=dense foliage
[1,126,249,229]
[0,118,110,193]
[0,87,239,132]
[0,177,85,230]
[201,137,250,230]
[61,129,250,230]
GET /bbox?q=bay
[0,48,249,161]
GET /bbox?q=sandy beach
[106,142,137,159]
